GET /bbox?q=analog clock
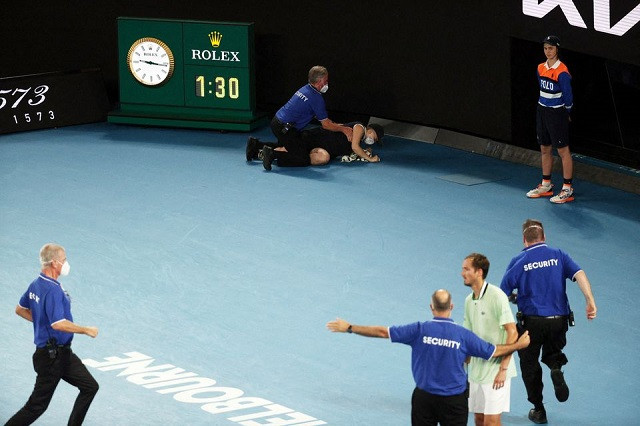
[126,37,175,86]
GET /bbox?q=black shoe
[246,137,259,161]
[528,408,547,424]
[262,146,274,171]
[551,368,569,402]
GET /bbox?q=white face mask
[57,260,71,276]
[320,84,328,93]
[364,136,375,145]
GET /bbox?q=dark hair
[522,219,545,243]
[465,253,490,279]
[367,123,385,144]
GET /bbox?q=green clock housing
[108,17,267,131]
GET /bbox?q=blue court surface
[1,122,639,425]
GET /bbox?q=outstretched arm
[326,317,389,338]
[52,319,99,338]
[574,270,597,320]
[320,118,353,141]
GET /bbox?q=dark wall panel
[2,1,639,165]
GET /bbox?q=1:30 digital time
[195,76,239,99]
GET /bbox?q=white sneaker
[526,183,554,198]
[550,187,575,203]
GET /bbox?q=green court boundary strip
[107,112,268,131]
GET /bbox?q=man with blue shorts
[327,289,530,425]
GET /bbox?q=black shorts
[536,105,570,148]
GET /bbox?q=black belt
[37,344,71,349]
[273,116,296,128]
[524,315,567,320]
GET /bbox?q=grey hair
[308,65,328,84]
[39,243,65,267]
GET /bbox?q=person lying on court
[303,121,385,165]
[246,122,384,170]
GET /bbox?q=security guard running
[6,243,99,426]
[500,219,597,424]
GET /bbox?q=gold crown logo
[208,31,222,48]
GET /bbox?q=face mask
[320,84,328,93]
[58,260,71,276]
[364,136,375,145]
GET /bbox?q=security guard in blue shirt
[6,243,99,426]
[248,65,354,170]
[327,289,530,426]
[500,219,597,424]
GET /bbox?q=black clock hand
[141,60,163,66]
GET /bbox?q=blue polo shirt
[389,317,495,396]
[500,243,581,316]
[18,273,73,347]
[537,60,573,111]
[275,83,328,130]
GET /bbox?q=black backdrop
[2,1,639,166]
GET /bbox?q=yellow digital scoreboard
[108,17,267,131]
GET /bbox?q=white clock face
[127,38,175,86]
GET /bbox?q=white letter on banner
[593,0,640,36]
[522,0,587,28]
